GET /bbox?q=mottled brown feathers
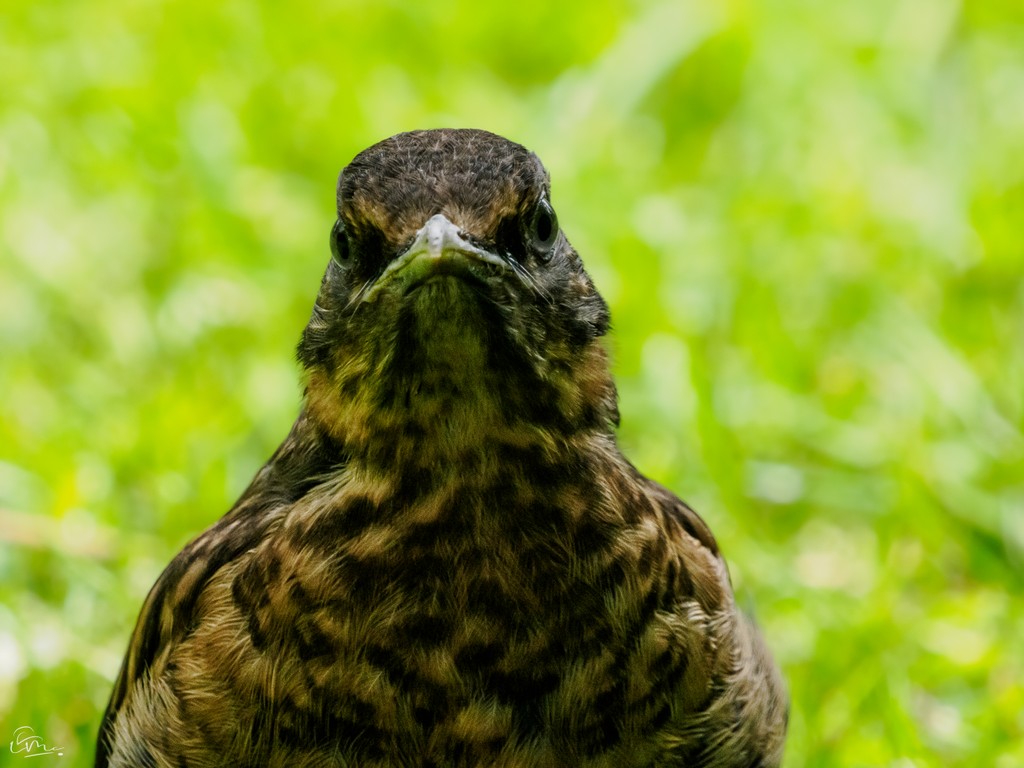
[97,128,786,768]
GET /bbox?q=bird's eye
[526,199,559,259]
[329,219,351,265]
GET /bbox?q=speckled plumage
[96,129,787,768]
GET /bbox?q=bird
[95,128,787,768]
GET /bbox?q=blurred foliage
[1,0,1022,765]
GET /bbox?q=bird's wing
[94,491,286,766]
[94,414,342,767]
[641,477,788,767]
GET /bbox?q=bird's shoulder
[640,475,720,556]
[95,414,341,766]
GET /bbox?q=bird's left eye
[526,199,559,259]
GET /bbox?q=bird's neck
[303,372,596,473]
[275,345,632,554]
[302,337,620,472]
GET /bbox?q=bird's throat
[304,297,517,467]
[304,277,617,470]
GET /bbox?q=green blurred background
[2,0,1022,764]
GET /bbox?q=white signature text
[9,726,63,758]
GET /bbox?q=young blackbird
[96,129,787,767]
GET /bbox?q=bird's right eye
[330,219,351,265]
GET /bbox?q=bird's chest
[276,467,609,677]
[199,456,679,765]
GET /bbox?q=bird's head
[298,129,618,460]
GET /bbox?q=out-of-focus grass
[1,1,1022,765]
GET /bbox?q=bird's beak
[364,214,506,300]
